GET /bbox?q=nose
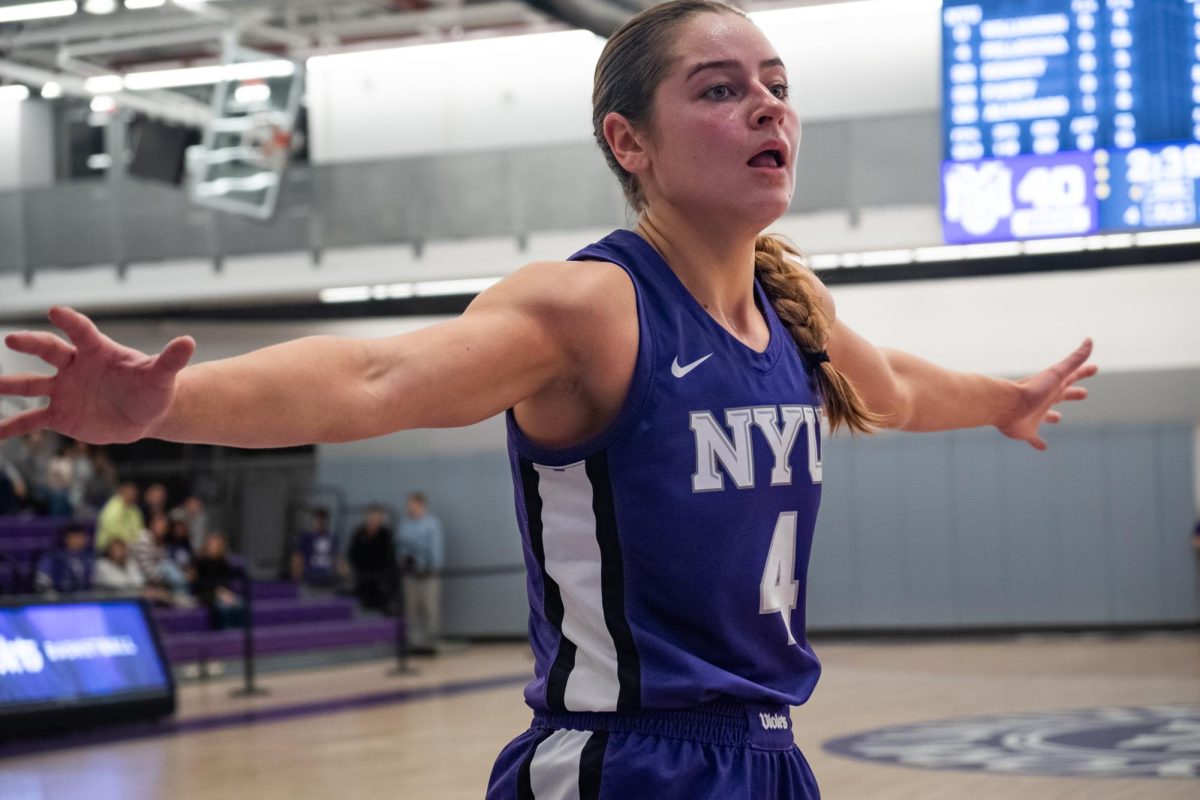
[752,86,788,129]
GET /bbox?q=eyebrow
[685,57,786,81]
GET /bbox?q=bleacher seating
[0,516,87,594]
[154,584,397,664]
[1,516,399,667]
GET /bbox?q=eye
[704,84,734,101]
[770,82,790,100]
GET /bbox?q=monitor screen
[940,0,1200,242]
[0,600,173,716]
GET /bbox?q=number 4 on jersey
[759,511,799,645]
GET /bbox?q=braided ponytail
[754,235,883,434]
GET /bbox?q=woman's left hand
[997,339,1097,450]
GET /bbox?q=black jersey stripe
[586,452,642,712]
[578,730,609,800]
[519,455,577,713]
[515,729,555,800]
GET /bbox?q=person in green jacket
[95,482,144,553]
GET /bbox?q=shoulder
[468,259,637,361]
[473,260,634,320]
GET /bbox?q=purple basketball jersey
[507,229,824,714]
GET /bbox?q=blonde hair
[593,1,880,433]
[753,235,882,434]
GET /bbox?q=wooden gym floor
[1,632,1197,799]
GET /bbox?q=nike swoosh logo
[671,353,713,378]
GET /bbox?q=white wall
[2,258,1196,391]
[0,98,54,192]
[306,0,941,163]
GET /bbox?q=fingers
[1068,362,1098,385]
[1044,410,1062,424]
[1055,338,1094,377]
[1061,386,1088,401]
[4,331,75,370]
[48,306,103,350]
[154,336,196,376]
[1029,435,1047,451]
[0,406,51,440]
[0,374,54,397]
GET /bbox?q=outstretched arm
[821,289,1096,450]
[0,262,582,448]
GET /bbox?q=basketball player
[0,2,1095,796]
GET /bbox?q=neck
[635,208,765,346]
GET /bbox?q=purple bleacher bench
[0,517,92,539]
[162,617,398,663]
[152,597,356,634]
[249,581,300,601]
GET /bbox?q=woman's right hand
[0,306,195,444]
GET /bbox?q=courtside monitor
[0,599,176,736]
[940,0,1200,243]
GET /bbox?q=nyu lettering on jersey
[507,229,824,714]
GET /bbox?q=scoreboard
[940,0,1200,243]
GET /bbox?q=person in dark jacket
[34,523,93,596]
[348,505,397,613]
[192,532,244,629]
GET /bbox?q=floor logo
[823,705,1200,779]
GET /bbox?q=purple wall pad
[0,671,531,760]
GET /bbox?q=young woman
[0,2,1094,796]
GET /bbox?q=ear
[603,111,650,174]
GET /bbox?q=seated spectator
[64,440,95,518]
[166,513,196,576]
[290,508,345,590]
[94,539,169,604]
[0,451,27,515]
[84,448,119,514]
[193,533,245,630]
[96,483,145,552]
[132,512,194,607]
[173,496,208,551]
[44,442,74,517]
[348,506,397,613]
[13,430,58,514]
[141,483,168,521]
[34,524,94,596]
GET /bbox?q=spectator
[95,483,145,552]
[396,492,444,651]
[166,512,196,577]
[44,442,74,517]
[34,524,93,596]
[84,448,119,513]
[348,505,396,613]
[193,533,245,630]
[290,507,345,590]
[173,496,209,552]
[94,539,159,602]
[141,483,168,521]
[13,430,58,512]
[0,451,27,515]
[132,512,193,606]
[64,440,96,517]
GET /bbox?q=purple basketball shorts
[486,700,820,799]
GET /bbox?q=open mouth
[748,149,784,168]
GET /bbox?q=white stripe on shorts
[529,729,592,800]
[535,461,621,711]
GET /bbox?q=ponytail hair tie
[802,349,830,371]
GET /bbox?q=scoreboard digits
[941,0,1200,243]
